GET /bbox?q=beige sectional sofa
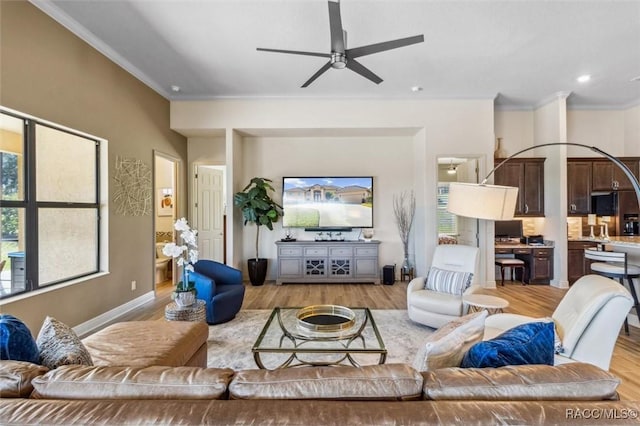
[1,320,639,425]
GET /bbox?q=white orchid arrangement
[163,218,199,293]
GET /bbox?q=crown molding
[29,0,170,99]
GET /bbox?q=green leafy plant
[234,177,283,259]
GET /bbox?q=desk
[495,244,554,284]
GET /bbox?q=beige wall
[0,2,187,333]
[174,99,497,280]
[239,136,414,279]
[624,105,640,156]
[494,110,535,156]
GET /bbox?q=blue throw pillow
[461,321,554,368]
[0,314,40,364]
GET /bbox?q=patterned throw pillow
[424,267,474,295]
[36,316,93,370]
[412,310,488,372]
[0,314,40,364]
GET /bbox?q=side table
[165,299,206,322]
[463,294,509,315]
[400,267,414,282]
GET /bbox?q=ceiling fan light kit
[257,0,424,87]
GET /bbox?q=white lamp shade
[447,182,519,221]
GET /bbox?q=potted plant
[162,217,199,306]
[234,177,283,286]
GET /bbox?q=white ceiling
[32,0,640,110]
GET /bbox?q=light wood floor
[121,279,639,400]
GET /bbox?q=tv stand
[275,240,380,285]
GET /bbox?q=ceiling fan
[257,0,424,87]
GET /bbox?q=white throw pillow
[424,266,474,295]
[412,310,488,372]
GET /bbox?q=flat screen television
[495,220,523,238]
[282,176,373,231]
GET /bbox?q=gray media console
[275,240,381,285]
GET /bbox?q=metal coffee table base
[252,307,387,369]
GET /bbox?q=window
[437,183,458,236]
[0,108,103,299]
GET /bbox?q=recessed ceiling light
[411,86,423,92]
[171,85,181,92]
[576,75,591,83]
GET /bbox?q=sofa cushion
[0,315,40,365]
[424,267,473,295]
[229,364,423,401]
[82,321,208,367]
[36,317,93,370]
[31,365,234,400]
[412,310,488,372]
[461,321,554,368]
[0,360,49,398]
[423,363,620,401]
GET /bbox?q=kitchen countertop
[495,240,554,249]
[568,236,640,248]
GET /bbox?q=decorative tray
[296,305,356,333]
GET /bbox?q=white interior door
[196,166,224,262]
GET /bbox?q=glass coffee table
[252,307,387,369]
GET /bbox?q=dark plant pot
[248,258,268,286]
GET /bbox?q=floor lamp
[447,142,640,221]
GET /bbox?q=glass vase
[401,254,411,272]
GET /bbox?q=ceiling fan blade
[302,61,333,88]
[257,47,331,58]
[347,34,424,58]
[346,59,382,85]
[328,1,345,52]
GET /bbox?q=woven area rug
[206,309,434,370]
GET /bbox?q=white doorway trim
[153,151,181,289]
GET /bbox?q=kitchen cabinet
[275,240,380,284]
[592,159,639,191]
[567,161,592,215]
[494,158,545,216]
[567,240,598,284]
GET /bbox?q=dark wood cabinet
[567,240,598,284]
[567,161,592,215]
[528,248,553,283]
[494,158,545,217]
[592,160,639,191]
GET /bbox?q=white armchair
[407,245,480,329]
[484,274,633,371]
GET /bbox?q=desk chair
[584,247,640,335]
[494,258,526,286]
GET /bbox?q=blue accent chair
[192,260,245,325]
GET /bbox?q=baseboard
[73,291,155,338]
[484,281,497,289]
